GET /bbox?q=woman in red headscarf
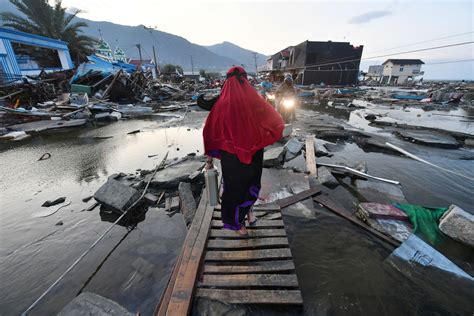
[198,66,284,236]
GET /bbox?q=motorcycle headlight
[283,99,295,108]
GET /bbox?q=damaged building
[265,40,364,85]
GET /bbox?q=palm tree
[0,0,97,65]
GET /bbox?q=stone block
[439,205,474,247]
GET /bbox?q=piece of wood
[305,135,318,177]
[166,192,210,315]
[212,210,272,219]
[274,187,321,209]
[195,289,303,305]
[205,248,292,261]
[200,274,299,288]
[207,237,289,249]
[211,219,284,228]
[203,260,295,274]
[214,204,280,212]
[209,228,287,238]
[313,195,400,248]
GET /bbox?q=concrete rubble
[263,146,285,167]
[439,205,474,248]
[58,292,134,316]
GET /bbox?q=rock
[55,220,64,226]
[166,196,180,211]
[42,197,66,207]
[58,292,133,316]
[395,130,460,149]
[148,159,204,189]
[263,146,285,167]
[355,180,406,204]
[364,114,377,121]
[464,138,474,147]
[439,205,474,247]
[314,138,333,157]
[317,166,338,187]
[94,178,140,212]
[144,193,160,205]
[178,182,197,225]
[284,139,303,162]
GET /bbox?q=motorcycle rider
[276,74,297,122]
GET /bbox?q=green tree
[199,69,206,77]
[162,64,183,74]
[1,0,96,65]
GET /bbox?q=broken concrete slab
[94,178,140,212]
[58,292,133,316]
[178,182,197,225]
[263,146,285,167]
[355,179,407,204]
[144,193,160,205]
[439,205,474,247]
[317,166,338,188]
[148,159,204,189]
[395,130,460,149]
[314,138,334,157]
[357,203,409,221]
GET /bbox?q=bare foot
[247,211,256,224]
[237,226,248,236]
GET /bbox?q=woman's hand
[205,157,214,170]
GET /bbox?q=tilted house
[380,59,424,85]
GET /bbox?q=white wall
[382,62,423,84]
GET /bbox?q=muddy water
[1,106,473,315]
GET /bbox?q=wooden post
[305,135,317,177]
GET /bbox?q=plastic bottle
[205,168,219,206]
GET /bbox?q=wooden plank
[305,135,318,176]
[167,193,211,315]
[212,210,273,219]
[274,187,321,209]
[209,229,287,238]
[195,289,303,305]
[207,237,289,249]
[200,274,299,288]
[203,260,295,274]
[205,248,292,261]
[211,219,284,228]
[313,195,400,248]
[214,204,280,212]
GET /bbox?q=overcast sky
[56,0,473,79]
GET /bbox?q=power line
[366,31,474,54]
[425,59,474,65]
[295,41,474,70]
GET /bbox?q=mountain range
[0,0,268,71]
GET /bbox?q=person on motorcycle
[276,74,297,122]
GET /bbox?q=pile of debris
[0,57,209,142]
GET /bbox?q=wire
[425,59,474,65]
[366,31,474,54]
[292,41,474,70]
[21,152,169,316]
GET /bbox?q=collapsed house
[0,27,74,85]
[263,40,364,85]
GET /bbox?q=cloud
[349,10,392,24]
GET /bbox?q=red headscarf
[203,66,284,164]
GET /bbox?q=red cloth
[203,67,284,164]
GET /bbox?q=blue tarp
[392,94,426,101]
[71,55,136,83]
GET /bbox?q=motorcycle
[277,96,297,123]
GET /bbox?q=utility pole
[252,52,258,77]
[152,45,160,75]
[190,55,194,75]
[136,44,143,67]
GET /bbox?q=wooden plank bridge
[156,187,310,315]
